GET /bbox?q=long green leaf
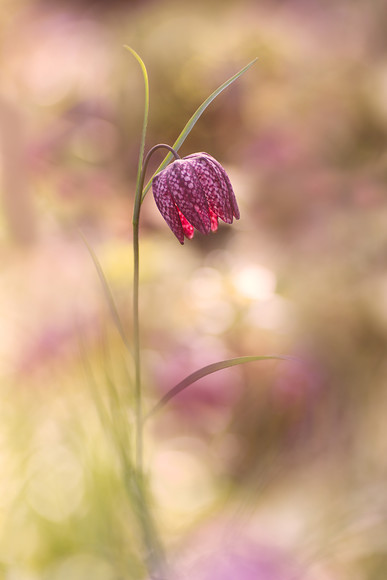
[141,57,258,201]
[144,354,296,420]
[123,45,150,210]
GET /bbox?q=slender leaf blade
[141,57,258,200]
[145,354,297,420]
[123,45,150,210]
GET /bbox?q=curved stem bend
[133,144,180,226]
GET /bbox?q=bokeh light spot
[233,264,277,301]
[27,444,84,522]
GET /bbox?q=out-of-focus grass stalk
[79,329,165,578]
[80,232,133,357]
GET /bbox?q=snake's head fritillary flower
[152,152,240,244]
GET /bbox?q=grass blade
[141,57,258,201]
[145,354,297,420]
[124,45,150,206]
[79,230,132,356]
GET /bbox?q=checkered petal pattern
[152,153,240,244]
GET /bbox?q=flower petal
[209,208,219,232]
[178,207,195,239]
[186,154,233,223]
[166,160,211,234]
[152,151,240,244]
[152,171,185,244]
[186,153,240,221]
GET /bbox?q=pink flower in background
[169,531,317,580]
[152,152,240,244]
[185,547,295,580]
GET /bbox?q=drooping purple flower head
[152,152,240,244]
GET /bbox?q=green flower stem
[132,144,180,472]
[126,48,170,578]
[127,45,149,475]
[131,143,180,580]
[132,220,142,472]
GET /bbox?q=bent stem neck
[133,144,180,227]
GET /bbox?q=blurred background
[1,0,387,578]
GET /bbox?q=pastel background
[0,0,386,578]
